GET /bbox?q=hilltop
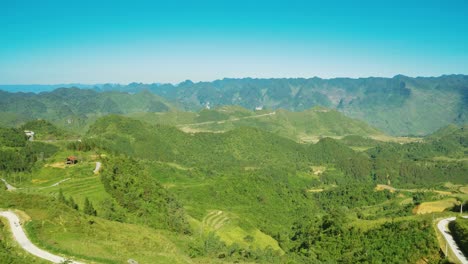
[127,105,383,143]
[0,88,174,133]
[1,114,467,263]
[2,75,467,136]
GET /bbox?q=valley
[2,1,468,263]
[0,102,467,263]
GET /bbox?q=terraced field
[32,176,112,211]
[203,210,230,231]
[200,210,283,253]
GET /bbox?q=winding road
[93,161,102,174]
[1,178,71,191]
[1,178,16,191]
[0,210,83,263]
[437,216,468,264]
[177,111,277,127]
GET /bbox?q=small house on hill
[66,156,78,164]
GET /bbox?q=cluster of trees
[57,189,97,216]
[66,139,100,152]
[314,184,395,210]
[87,115,467,189]
[0,127,58,173]
[100,156,190,234]
[20,119,65,140]
[289,212,440,263]
[369,145,468,187]
[188,232,282,263]
[0,221,39,264]
[449,218,468,255]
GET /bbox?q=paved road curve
[1,178,71,191]
[437,217,468,264]
[0,211,83,264]
[1,178,16,191]
[93,162,102,174]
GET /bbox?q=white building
[24,130,35,141]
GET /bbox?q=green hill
[2,75,467,136]
[20,119,67,140]
[2,117,465,263]
[449,217,468,256]
[0,88,174,134]
[127,105,383,142]
[124,75,467,136]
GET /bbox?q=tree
[67,197,79,211]
[57,188,66,204]
[455,197,466,215]
[83,197,97,216]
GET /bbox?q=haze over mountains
[1,74,467,136]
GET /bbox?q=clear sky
[1,0,467,84]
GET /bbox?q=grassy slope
[127,106,383,143]
[0,217,48,264]
[10,148,286,259]
[0,188,195,264]
[2,117,466,262]
[449,217,468,256]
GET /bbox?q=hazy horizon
[2,73,468,87]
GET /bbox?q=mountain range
[2,75,467,136]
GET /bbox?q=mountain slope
[2,75,467,135]
[128,105,383,142]
[0,88,174,133]
[126,75,467,136]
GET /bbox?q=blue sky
[1,0,467,84]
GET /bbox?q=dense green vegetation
[104,75,467,135]
[367,125,468,187]
[86,115,467,188]
[0,109,466,263]
[449,217,468,256]
[0,88,174,133]
[0,126,58,173]
[0,218,47,264]
[2,74,468,135]
[289,215,440,263]
[128,106,382,142]
[101,156,190,234]
[20,119,66,140]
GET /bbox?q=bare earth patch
[31,179,48,184]
[44,162,66,169]
[413,198,457,214]
[307,188,324,193]
[460,186,468,194]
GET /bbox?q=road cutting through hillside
[93,161,102,174]
[437,216,468,264]
[178,111,276,127]
[1,178,70,191]
[0,210,83,263]
[1,178,17,190]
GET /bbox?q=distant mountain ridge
[0,88,174,132]
[1,74,467,135]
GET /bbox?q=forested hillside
[128,106,383,142]
[449,217,468,256]
[0,88,173,132]
[1,114,466,263]
[2,74,467,135]
[147,75,467,136]
[66,75,467,135]
[86,115,468,187]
